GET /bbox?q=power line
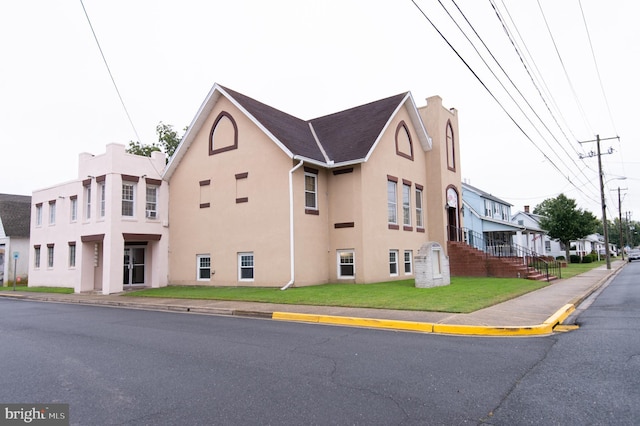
[79,0,141,143]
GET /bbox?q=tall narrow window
[99,182,106,217]
[85,184,92,220]
[34,246,41,269]
[49,200,56,225]
[70,196,77,222]
[404,250,413,275]
[47,244,54,268]
[402,181,411,228]
[415,186,424,229]
[305,172,317,211]
[446,121,455,171]
[337,250,355,279]
[146,186,158,219]
[387,178,398,227]
[197,255,211,281]
[389,250,399,276]
[238,252,254,281]
[122,182,135,216]
[68,242,76,268]
[484,200,492,217]
[35,204,42,226]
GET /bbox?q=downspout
[281,158,304,290]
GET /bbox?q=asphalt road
[0,265,638,425]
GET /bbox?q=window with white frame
[34,246,41,268]
[85,185,92,220]
[68,243,76,268]
[502,205,510,221]
[100,182,106,217]
[70,197,77,222]
[402,183,411,227]
[484,199,492,217]
[49,201,56,225]
[122,182,135,216]
[304,172,317,210]
[35,204,42,226]
[197,255,211,281]
[387,179,397,225]
[238,252,254,281]
[415,187,424,228]
[47,244,54,268]
[146,186,158,219]
[389,250,399,276]
[337,250,355,279]
[404,250,413,275]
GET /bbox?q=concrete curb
[272,303,576,336]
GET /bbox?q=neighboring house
[512,205,564,258]
[164,84,462,287]
[461,182,524,254]
[0,193,31,285]
[29,144,169,294]
[570,233,605,258]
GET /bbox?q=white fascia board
[217,86,294,159]
[462,200,482,219]
[363,92,431,163]
[307,123,331,164]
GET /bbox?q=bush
[582,255,593,263]
[556,255,566,261]
[570,254,581,264]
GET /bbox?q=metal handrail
[449,226,561,281]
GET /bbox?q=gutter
[281,158,304,290]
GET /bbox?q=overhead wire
[79,0,142,143]
[408,0,599,205]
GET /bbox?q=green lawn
[1,260,611,313]
[124,277,550,313]
[0,285,73,294]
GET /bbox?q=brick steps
[448,241,557,281]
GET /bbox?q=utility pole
[579,134,619,270]
[616,187,626,260]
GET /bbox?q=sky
[1,0,638,226]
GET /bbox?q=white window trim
[304,172,318,210]
[402,184,411,227]
[196,254,211,281]
[49,202,56,225]
[337,250,355,279]
[85,185,92,220]
[70,198,77,222]
[35,205,42,227]
[389,250,399,276]
[387,180,397,225]
[146,185,159,219]
[238,252,254,282]
[415,188,423,228]
[404,250,413,275]
[122,182,136,217]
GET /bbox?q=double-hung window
[35,204,42,226]
[402,182,411,228]
[389,250,399,276]
[404,250,413,275]
[34,246,41,268]
[68,243,76,268]
[146,186,158,219]
[48,201,56,225]
[238,252,254,281]
[415,187,424,229]
[197,255,211,281]
[337,250,355,279]
[70,196,77,222]
[387,178,397,226]
[85,184,92,220]
[122,182,135,217]
[99,182,106,217]
[47,244,54,268]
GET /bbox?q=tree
[126,122,184,162]
[533,194,599,261]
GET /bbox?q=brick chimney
[524,205,530,213]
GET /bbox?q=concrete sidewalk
[0,260,625,336]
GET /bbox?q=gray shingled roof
[0,193,32,237]
[221,86,408,164]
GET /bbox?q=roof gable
[0,193,31,237]
[165,84,433,180]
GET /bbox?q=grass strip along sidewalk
[2,261,607,314]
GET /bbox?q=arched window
[209,111,238,155]
[395,121,414,161]
[446,121,455,171]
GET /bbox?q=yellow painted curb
[272,303,578,337]
[272,312,434,333]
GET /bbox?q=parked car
[628,249,640,262]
